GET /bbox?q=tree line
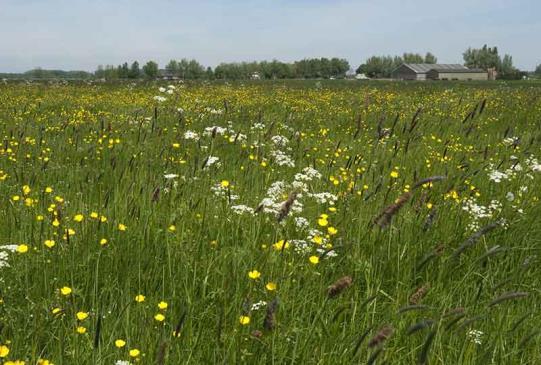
[92,58,351,80]
[1,45,539,81]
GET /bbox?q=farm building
[426,68,488,81]
[392,64,488,81]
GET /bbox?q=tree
[535,64,541,77]
[128,61,140,79]
[463,45,500,70]
[356,56,402,78]
[402,53,424,64]
[142,61,159,79]
[424,52,438,64]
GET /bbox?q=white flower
[158,87,166,93]
[251,300,267,311]
[270,150,295,167]
[164,173,179,179]
[294,167,322,182]
[294,217,310,230]
[153,95,167,103]
[166,89,174,95]
[251,122,266,130]
[203,126,228,137]
[271,135,289,147]
[308,192,338,204]
[230,205,255,215]
[183,130,200,141]
[467,329,484,345]
[204,156,220,169]
[488,169,508,183]
[506,192,515,201]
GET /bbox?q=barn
[392,64,488,81]
[426,68,488,81]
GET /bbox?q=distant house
[392,64,488,81]
[251,72,261,80]
[158,69,179,80]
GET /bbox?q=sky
[0,0,540,73]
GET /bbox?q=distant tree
[118,63,130,78]
[205,67,214,80]
[402,53,424,64]
[356,56,402,78]
[535,64,541,76]
[424,52,438,64]
[165,60,179,75]
[463,45,501,70]
[142,61,159,79]
[128,61,140,79]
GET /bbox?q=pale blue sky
[0,0,539,72]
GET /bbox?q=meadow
[0,80,540,364]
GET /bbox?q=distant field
[0,81,540,364]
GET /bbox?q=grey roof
[429,68,486,74]
[403,64,468,73]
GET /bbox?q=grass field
[1,80,541,364]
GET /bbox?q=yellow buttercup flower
[239,315,250,325]
[115,339,126,348]
[60,286,72,296]
[0,345,9,357]
[17,244,29,253]
[309,256,320,265]
[76,311,89,321]
[73,214,84,222]
[265,282,277,291]
[135,294,145,302]
[248,270,261,279]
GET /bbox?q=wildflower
[248,270,261,279]
[73,214,84,222]
[309,256,320,265]
[154,313,165,322]
[60,286,72,296]
[426,203,433,209]
[11,195,20,202]
[76,326,87,334]
[273,240,290,251]
[115,339,126,348]
[118,223,127,231]
[100,216,107,223]
[317,218,328,227]
[52,307,62,315]
[158,301,168,310]
[390,171,399,178]
[220,180,230,188]
[99,238,108,246]
[239,315,250,325]
[52,218,60,227]
[135,294,145,303]
[327,227,338,235]
[44,239,55,248]
[168,225,176,232]
[76,311,89,321]
[266,282,277,291]
[90,212,99,219]
[17,244,28,253]
[129,348,140,357]
[0,345,9,357]
[45,187,53,193]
